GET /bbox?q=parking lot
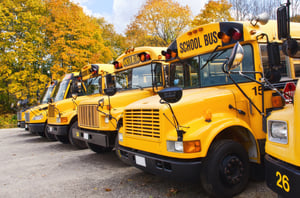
[0,128,276,198]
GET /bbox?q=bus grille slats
[78,105,99,128]
[48,105,55,118]
[25,112,30,122]
[124,109,160,139]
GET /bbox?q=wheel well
[69,115,78,129]
[211,126,259,163]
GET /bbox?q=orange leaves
[125,0,192,47]
[191,0,234,27]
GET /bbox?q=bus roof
[80,64,114,81]
[114,46,167,70]
[166,20,300,60]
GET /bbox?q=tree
[191,0,234,27]
[44,0,114,80]
[96,17,126,58]
[125,0,192,47]
[0,0,49,110]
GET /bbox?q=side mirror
[267,42,281,67]
[277,6,288,39]
[104,87,117,96]
[282,39,299,57]
[105,74,115,88]
[158,87,182,103]
[226,42,244,71]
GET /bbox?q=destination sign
[123,54,140,67]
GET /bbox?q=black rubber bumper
[72,128,112,147]
[119,145,203,181]
[265,154,300,197]
[29,123,45,134]
[48,125,69,136]
[18,121,25,128]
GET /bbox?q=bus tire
[44,124,57,141]
[55,135,69,144]
[88,143,112,153]
[68,121,87,149]
[200,140,249,198]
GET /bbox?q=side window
[153,63,163,86]
[169,57,200,89]
[293,58,300,77]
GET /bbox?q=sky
[71,0,209,35]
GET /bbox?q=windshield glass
[41,84,55,104]
[84,76,102,95]
[115,63,162,91]
[170,44,254,89]
[54,80,70,102]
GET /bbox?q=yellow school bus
[25,72,79,137]
[117,20,300,197]
[47,64,114,147]
[17,81,58,129]
[264,2,300,197]
[72,47,168,153]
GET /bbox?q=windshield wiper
[200,45,226,70]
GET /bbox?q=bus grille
[78,105,99,128]
[25,112,30,122]
[124,109,160,139]
[48,104,55,118]
[17,111,22,120]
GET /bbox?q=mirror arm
[227,74,263,115]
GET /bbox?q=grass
[0,113,17,129]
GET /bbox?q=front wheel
[88,143,112,153]
[200,140,249,198]
[68,121,87,149]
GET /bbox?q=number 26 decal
[276,171,290,192]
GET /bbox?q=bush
[0,114,18,129]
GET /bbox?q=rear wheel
[88,143,112,153]
[44,125,57,141]
[68,121,87,149]
[200,140,249,198]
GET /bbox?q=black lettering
[190,39,194,50]
[193,38,198,49]
[204,34,208,46]
[180,43,183,53]
[186,40,190,51]
[213,31,218,43]
[209,33,213,44]
[197,37,202,48]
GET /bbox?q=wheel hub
[220,155,244,186]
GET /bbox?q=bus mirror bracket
[158,87,186,141]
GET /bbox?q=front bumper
[265,154,300,197]
[72,128,115,147]
[18,121,25,128]
[29,123,45,134]
[119,145,202,181]
[48,125,69,136]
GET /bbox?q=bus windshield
[54,80,70,102]
[115,63,163,91]
[41,84,55,104]
[84,76,102,95]
[170,44,255,89]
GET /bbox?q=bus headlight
[167,140,201,153]
[167,141,183,153]
[32,114,44,121]
[118,133,123,142]
[268,120,288,144]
